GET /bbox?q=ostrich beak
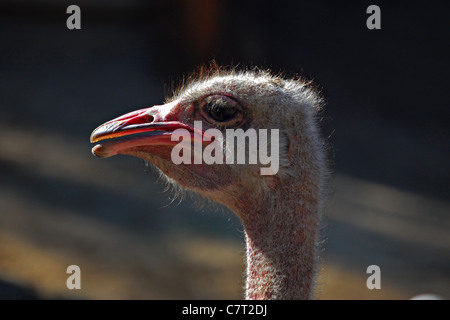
[90,100,201,158]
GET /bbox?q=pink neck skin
[232,182,320,300]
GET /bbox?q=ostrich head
[91,66,327,299]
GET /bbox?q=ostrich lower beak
[90,103,200,158]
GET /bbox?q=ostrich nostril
[125,113,154,126]
[146,114,155,124]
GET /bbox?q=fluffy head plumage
[162,64,327,215]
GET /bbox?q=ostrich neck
[236,181,321,300]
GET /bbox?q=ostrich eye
[201,95,242,125]
[206,102,237,122]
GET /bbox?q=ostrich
[90,66,327,300]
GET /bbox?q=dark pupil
[206,101,237,122]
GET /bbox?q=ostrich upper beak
[90,100,201,158]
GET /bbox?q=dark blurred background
[0,0,448,299]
